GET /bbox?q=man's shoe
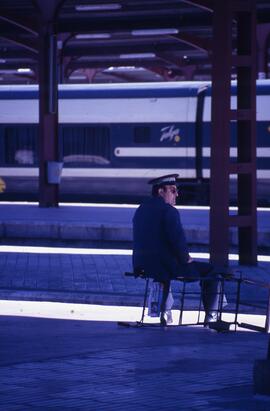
[208,320,231,332]
[204,312,218,327]
[204,312,231,332]
[160,316,167,326]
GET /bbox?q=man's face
[159,185,178,206]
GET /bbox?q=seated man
[132,174,223,326]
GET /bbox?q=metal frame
[177,276,241,331]
[236,278,270,333]
[118,271,270,333]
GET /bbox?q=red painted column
[235,2,257,265]
[35,0,62,207]
[210,0,258,266]
[209,1,232,267]
[38,24,59,207]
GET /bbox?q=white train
[0,81,269,204]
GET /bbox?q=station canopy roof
[0,0,269,84]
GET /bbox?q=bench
[118,270,240,331]
[118,271,270,333]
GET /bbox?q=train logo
[160,125,180,143]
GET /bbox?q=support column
[58,34,71,84]
[209,1,232,267]
[234,1,257,265]
[36,0,62,207]
[38,26,59,207]
[210,0,258,266]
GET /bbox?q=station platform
[0,252,270,410]
[0,203,270,410]
[0,201,270,248]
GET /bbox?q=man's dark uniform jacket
[133,196,194,282]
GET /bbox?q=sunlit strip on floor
[0,300,266,332]
[0,201,138,208]
[0,245,269,262]
[0,245,132,255]
[0,201,269,212]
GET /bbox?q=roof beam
[0,48,35,58]
[0,13,38,36]
[68,51,209,71]
[68,57,162,71]
[0,35,38,54]
[59,12,212,33]
[173,33,211,51]
[64,39,190,57]
[156,51,183,67]
[0,62,37,70]
[181,0,213,12]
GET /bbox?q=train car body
[0,81,269,204]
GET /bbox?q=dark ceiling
[0,0,269,84]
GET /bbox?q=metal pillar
[210,0,257,266]
[209,1,232,267]
[234,1,257,265]
[38,27,59,207]
[36,0,61,207]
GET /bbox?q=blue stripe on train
[0,87,199,100]
[202,157,270,168]
[111,157,196,167]
[202,122,270,146]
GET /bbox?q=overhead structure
[0,1,269,83]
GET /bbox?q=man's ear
[158,187,164,196]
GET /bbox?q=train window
[134,126,151,144]
[61,126,110,165]
[4,126,38,165]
